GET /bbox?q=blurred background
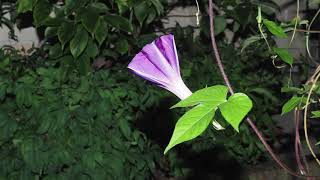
[0,0,320,179]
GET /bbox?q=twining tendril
[195,0,200,26]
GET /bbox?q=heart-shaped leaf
[219,93,253,132]
[164,104,215,154]
[172,85,228,108]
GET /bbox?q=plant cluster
[1,0,318,179]
[0,47,167,179]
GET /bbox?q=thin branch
[296,29,320,33]
[294,109,308,176]
[257,6,271,51]
[154,26,200,33]
[166,15,200,18]
[304,67,320,167]
[208,0,315,178]
[208,2,234,94]
[308,9,320,35]
[195,0,200,26]
[306,9,320,59]
[289,0,300,47]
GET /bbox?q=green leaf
[33,0,51,27]
[0,112,17,141]
[164,104,215,154]
[49,43,63,59]
[134,2,149,25]
[105,15,133,32]
[150,0,164,15]
[115,39,129,55]
[45,27,58,38]
[58,22,75,49]
[0,57,10,71]
[81,6,99,34]
[273,47,294,65]
[77,53,91,75]
[145,8,157,25]
[0,83,8,100]
[119,118,131,140]
[311,111,320,118]
[241,35,263,52]
[17,0,34,13]
[219,93,253,132]
[15,85,33,107]
[84,38,99,58]
[50,110,69,132]
[115,0,129,14]
[70,26,89,58]
[91,2,109,12]
[172,85,228,108]
[37,115,51,134]
[281,96,302,115]
[214,16,227,35]
[64,0,87,15]
[94,17,108,46]
[20,137,43,171]
[263,19,287,38]
[281,87,304,94]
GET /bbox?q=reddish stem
[295,110,313,180]
[295,110,307,174]
[208,0,308,177]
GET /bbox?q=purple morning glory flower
[128,34,192,100]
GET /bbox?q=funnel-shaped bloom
[128,34,192,100]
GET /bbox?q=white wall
[273,0,311,58]
[0,26,39,49]
[0,13,39,49]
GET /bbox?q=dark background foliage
[0,0,291,179]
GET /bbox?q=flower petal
[128,34,192,100]
[141,41,175,79]
[164,78,192,100]
[155,34,180,75]
[128,52,170,86]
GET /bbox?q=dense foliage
[0,0,296,179]
[0,47,165,179]
[1,0,168,179]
